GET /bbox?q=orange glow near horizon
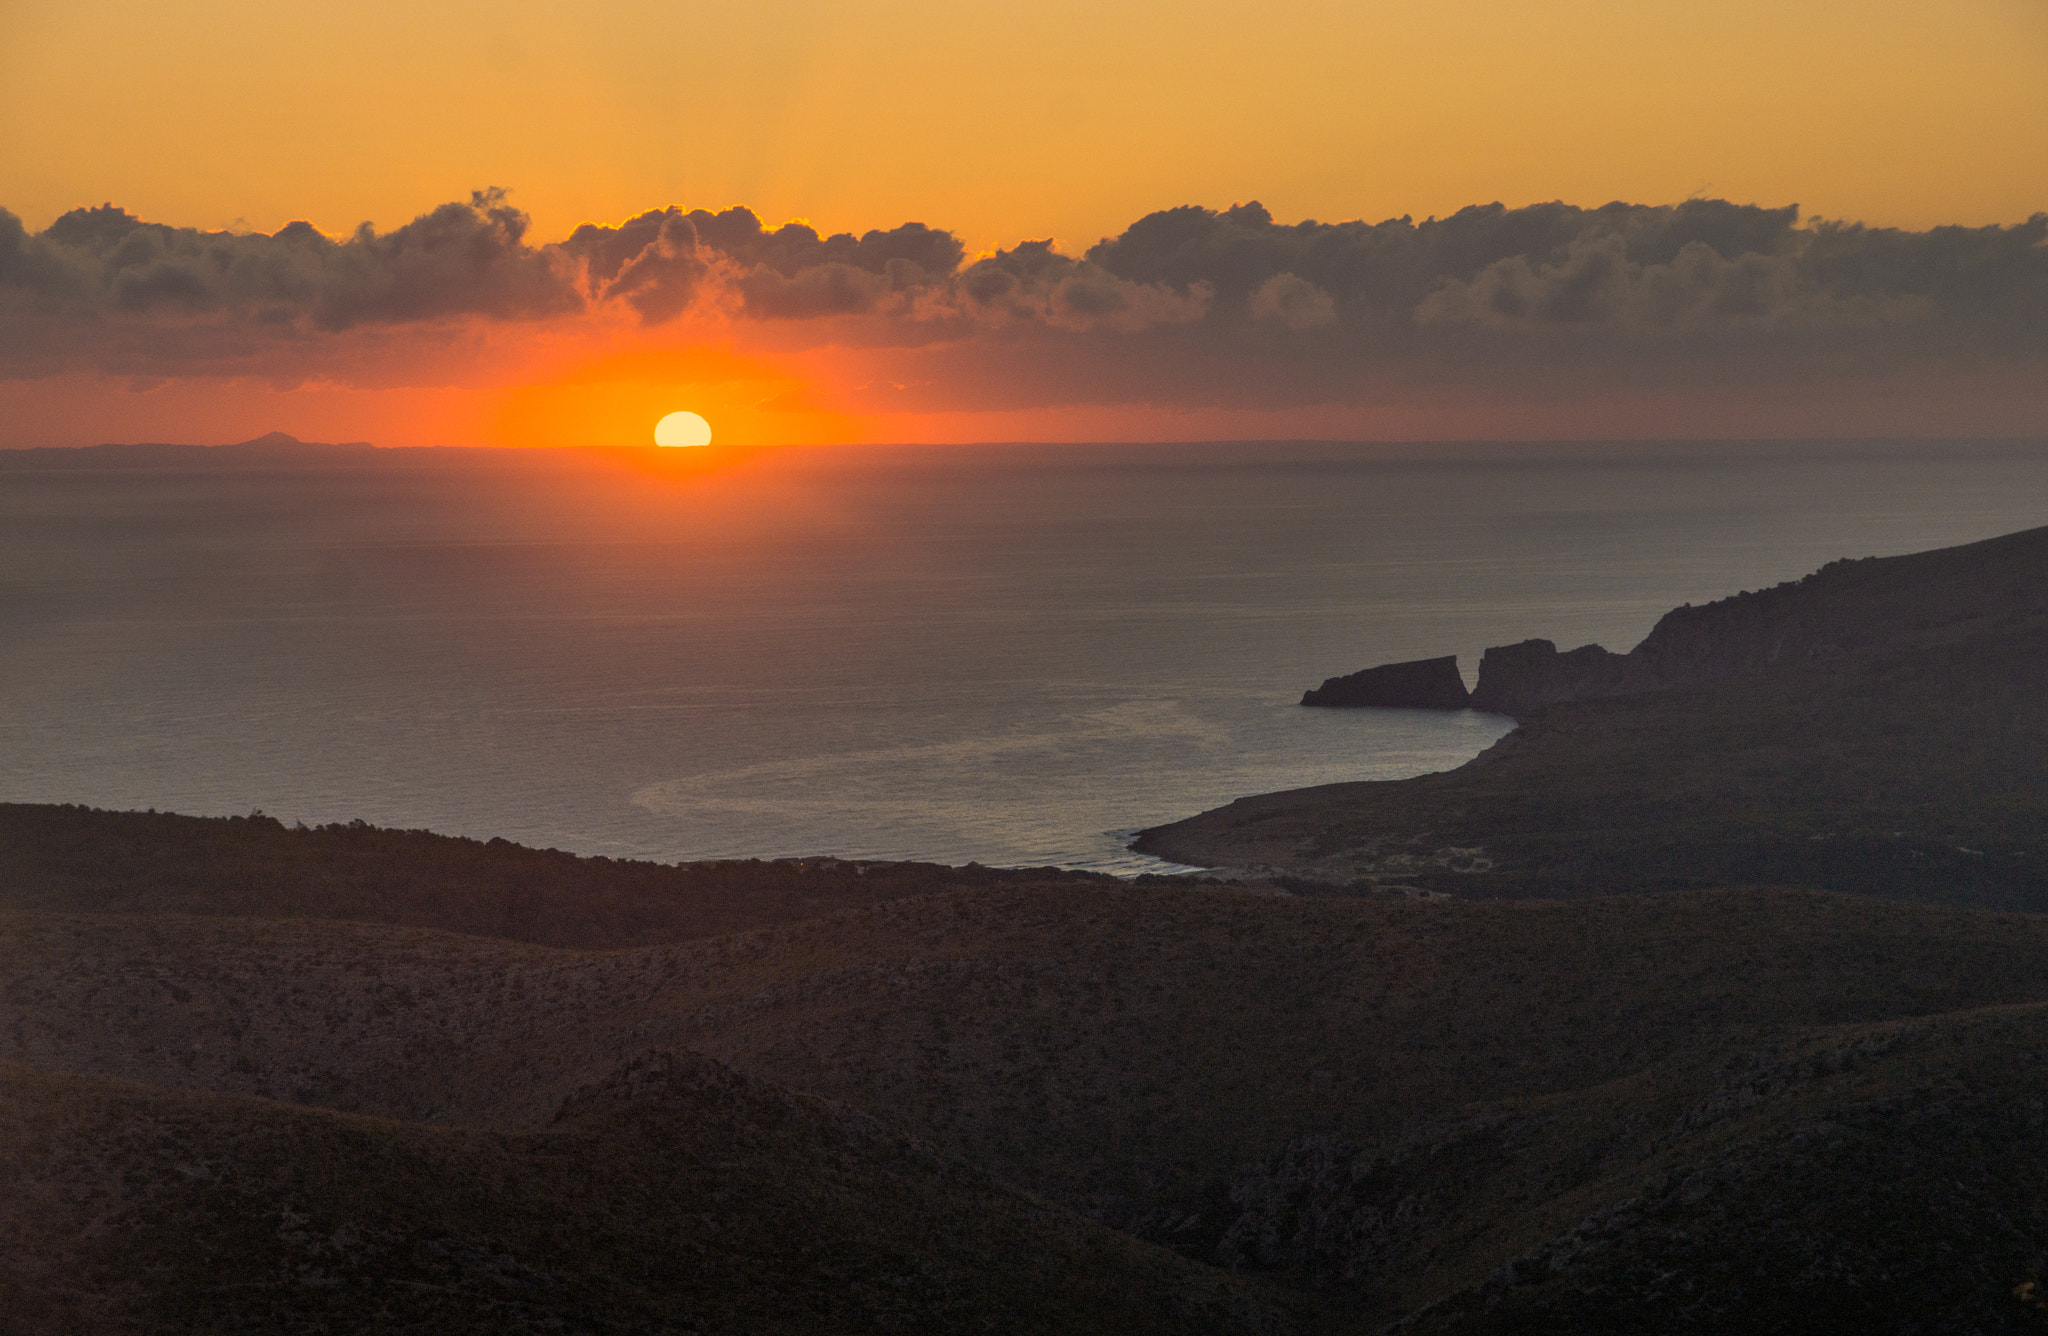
[0,335,867,450]
[6,354,2047,450]
[4,286,2048,453]
[478,343,861,450]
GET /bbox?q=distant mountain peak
[0,434,379,468]
[214,432,375,451]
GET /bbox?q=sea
[4,438,2045,874]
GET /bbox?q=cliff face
[1465,599,1860,719]
[1465,581,1868,716]
[1467,641,1624,716]
[1311,546,1959,719]
[1467,524,2048,718]
[1302,656,1471,709]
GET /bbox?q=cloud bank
[2,189,2043,426]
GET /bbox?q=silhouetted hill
[1302,656,1472,709]
[0,1056,1271,1335]
[1469,520,2048,716]
[0,803,1111,948]
[0,434,378,467]
[1143,523,2048,904]
[13,866,2048,1329]
[1393,1003,2048,1335]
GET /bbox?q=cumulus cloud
[560,206,965,322]
[571,209,708,324]
[0,189,578,332]
[826,199,2043,420]
[1007,196,2047,411]
[2,190,2044,416]
[1086,197,1809,309]
[933,239,1211,331]
[553,207,1207,332]
[1249,273,1336,329]
[1080,196,2048,353]
[0,193,982,374]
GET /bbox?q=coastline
[1133,521,2048,906]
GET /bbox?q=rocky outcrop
[1468,640,1627,716]
[1622,586,1856,688]
[1301,656,1471,709]
[1466,575,1882,717]
[1305,525,2048,723]
[1460,527,2048,717]
[1312,587,1869,719]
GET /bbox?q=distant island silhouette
[0,431,377,467]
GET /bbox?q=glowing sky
[2,0,2044,445]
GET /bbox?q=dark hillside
[22,885,2048,1160]
[1623,519,2048,682]
[0,804,1109,948]
[1394,1004,2048,1335]
[16,880,2048,1328]
[1467,519,2048,715]
[620,885,2048,1230]
[0,1057,1272,1335]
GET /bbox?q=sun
[654,411,713,447]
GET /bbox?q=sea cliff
[1321,529,2040,721]
[1301,655,1471,709]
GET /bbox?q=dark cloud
[575,210,710,324]
[936,239,1211,331]
[2,191,2043,413]
[1077,196,2043,347]
[739,262,894,319]
[312,190,577,329]
[1,190,578,337]
[981,197,2047,410]
[1248,273,1336,329]
[559,207,966,322]
[1411,233,1805,330]
[816,199,2044,417]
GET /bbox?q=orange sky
[5,0,2043,248]
[2,0,2045,447]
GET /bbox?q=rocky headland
[1301,655,1472,709]
[1312,527,2041,719]
[1156,521,2048,899]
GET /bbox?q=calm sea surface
[4,439,2045,872]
